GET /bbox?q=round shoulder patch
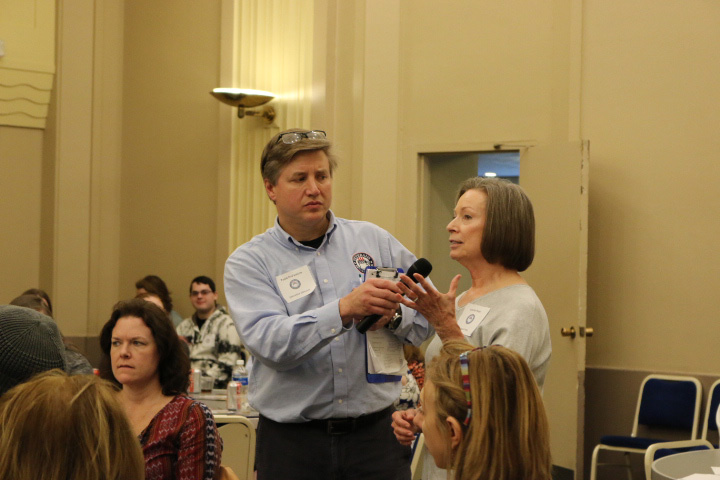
[352,252,375,273]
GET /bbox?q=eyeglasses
[276,130,327,145]
[458,345,501,426]
[190,290,213,297]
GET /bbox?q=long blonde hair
[427,340,552,480]
[0,369,145,480]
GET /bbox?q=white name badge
[457,304,490,336]
[276,265,317,303]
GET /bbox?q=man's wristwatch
[386,309,403,331]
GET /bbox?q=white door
[520,141,589,478]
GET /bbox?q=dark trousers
[255,407,412,480]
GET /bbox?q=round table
[652,448,720,480]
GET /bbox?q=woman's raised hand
[398,273,464,341]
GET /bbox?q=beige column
[51,0,123,335]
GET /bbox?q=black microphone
[356,258,433,334]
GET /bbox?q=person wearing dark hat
[0,305,67,396]
[10,294,94,375]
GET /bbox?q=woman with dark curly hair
[99,298,222,480]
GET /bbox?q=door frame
[409,140,588,478]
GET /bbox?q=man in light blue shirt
[224,129,433,480]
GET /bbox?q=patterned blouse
[139,395,222,480]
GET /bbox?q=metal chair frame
[590,374,702,480]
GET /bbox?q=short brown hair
[21,288,53,316]
[428,341,552,480]
[135,274,174,313]
[456,177,535,271]
[99,298,190,395]
[10,294,52,317]
[261,128,337,184]
[0,370,145,480]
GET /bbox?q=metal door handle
[560,326,576,338]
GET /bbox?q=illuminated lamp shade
[210,88,276,122]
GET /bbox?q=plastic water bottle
[226,378,238,411]
[231,359,249,413]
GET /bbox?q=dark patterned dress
[139,395,222,480]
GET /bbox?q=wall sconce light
[210,88,276,122]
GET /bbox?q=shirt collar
[272,211,338,249]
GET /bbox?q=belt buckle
[327,418,355,435]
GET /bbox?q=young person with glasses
[224,128,433,479]
[176,275,245,389]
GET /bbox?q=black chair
[590,374,702,480]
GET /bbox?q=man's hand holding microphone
[338,258,433,333]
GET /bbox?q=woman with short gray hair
[391,177,552,480]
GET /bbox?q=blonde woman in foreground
[0,369,145,480]
[415,341,552,480]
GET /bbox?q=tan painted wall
[1,1,224,330]
[120,1,224,318]
[0,0,55,128]
[582,0,720,374]
[0,126,43,300]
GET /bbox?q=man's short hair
[455,177,535,272]
[260,128,338,185]
[190,276,216,293]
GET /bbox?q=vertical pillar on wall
[52,0,94,333]
[52,0,123,335]
[359,0,402,231]
[87,1,123,332]
[226,0,315,250]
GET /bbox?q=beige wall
[0,0,55,128]
[582,0,720,373]
[0,1,224,330]
[120,1,224,318]
[0,126,44,299]
[580,4,720,475]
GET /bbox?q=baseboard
[552,465,574,480]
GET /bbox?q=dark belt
[304,406,393,436]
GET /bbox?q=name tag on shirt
[457,304,490,336]
[276,265,317,303]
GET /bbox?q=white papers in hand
[366,329,404,375]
